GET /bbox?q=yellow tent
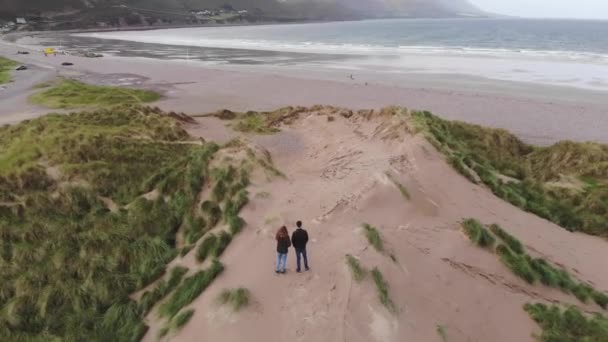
[44,48,56,55]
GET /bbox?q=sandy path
[142,111,608,342]
[1,39,608,144]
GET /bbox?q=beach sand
[1,39,608,145]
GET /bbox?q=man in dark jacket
[291,221,310,272]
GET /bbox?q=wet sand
[1,39,608,145]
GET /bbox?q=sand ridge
[140,109,608,342]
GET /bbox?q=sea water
[73,18,608,90]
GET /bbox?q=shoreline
[1,37,608,145]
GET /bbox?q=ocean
[62,18,608,90]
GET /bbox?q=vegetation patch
[371,267,396,312]
[363,223,384,252]
[211,106,308,134]
[29,79,160,109]
[462,218,495,248]
[0,57,17,84]
[173,309,195,330]
[0,106,240,340]
[385,172,411,200]
[346,254,367,282]
[436,325,448,342]
[159,260,224,319]
[139,266,189,316]
[524,303,608,341]
[489,224,524,254]
[465,219,608,309]
[217,288,251,311]
[413,110,608,237]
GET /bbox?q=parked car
[15,65,28,71]
[61,62,74,66]
[17,51,29,55]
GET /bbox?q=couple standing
[275,221,310,274]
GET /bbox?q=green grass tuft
[195,231,233,263]
[496,244,537,284]
[173,309,195,330]
[489,224,524,254]
[196,234,219,262]
[159,260,224,319]
[29,79,160,109]
[524,303,608,341]
[436,325,448,342]
[371,267,395,312]
[462,218,495,248]
[158,326,170,338]
[345,254,366,282]
[218,288,251,311]
[139,266,189,316]
[385,172,411,200]
[363,223,384,252]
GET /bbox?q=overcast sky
[469,0,608,19]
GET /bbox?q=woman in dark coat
[275,226,291,274]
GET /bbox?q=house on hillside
[16,18,27,25]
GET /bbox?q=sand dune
[138,108,608,341]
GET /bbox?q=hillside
[0,0,485,30]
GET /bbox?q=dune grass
[212,107,308,134]
[0,56,17,84]
[385,172,411,200]
[196,231,232,263]
[436,325,448,342]
[371,267,396,312]
[413,110,608,237]
[462,218,495,249]
[235,114,281,134]
[173,309,195,330]
[363,223,384,252]
[524,303,608,341]
[346,254,367,282]
[139,266,189,316]
[159,260,224,319]
[29,79,160,109]
[218,288,251,311]
[0,106,237,340]
[489,224,524,254]
[464,219,608,309]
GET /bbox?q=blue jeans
[295,248,309,271]
[276,252,287,272]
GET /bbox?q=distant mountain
[0,0,487,29]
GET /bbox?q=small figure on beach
[349,74,355,80]
[275,226,291,274]
[291,220,310,272]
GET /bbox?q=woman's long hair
[276,226,289,240]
